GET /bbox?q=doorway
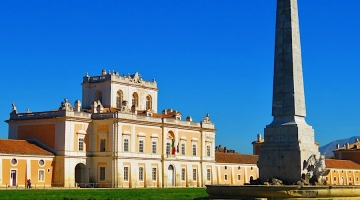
[10,170,17,186]
[168,165,174,186]
[75,163,86,187]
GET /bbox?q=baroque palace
[2,70,258,188]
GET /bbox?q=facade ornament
[59,98,73,111]
[11,103,18,114]
[202,113,211,123]
[131,72,143,83]
[120,100,131,113]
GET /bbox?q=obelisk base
[258,116,319,184]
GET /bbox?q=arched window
[95,90,102,103]
[116,90,123,108]
[146,95,152,110]
[132,92,138,107]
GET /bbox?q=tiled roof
[325,159,360,169]
[0,139,54,156]
[215,152,258,164]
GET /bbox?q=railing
[84,75,157,89]
[0,182,203,190]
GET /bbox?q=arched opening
[94,90,102,103]
[116,90,123,108]
[167,131,175,155]
[146,95,152,110]
[75,163,86,187]
[132,92,138,107]
[168,165,175,186]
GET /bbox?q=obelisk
[257,0,319,184]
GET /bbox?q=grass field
[0,188,208,200]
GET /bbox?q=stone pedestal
[258,117,319,183]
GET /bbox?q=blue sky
[1,0,360,154]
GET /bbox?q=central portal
[167,165,174,186]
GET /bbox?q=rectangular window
[238,174,241,180]
[152,168,157,181]
[206,145,211,157]
[139,140,144,153]
[100,139,106,152]
[350,177,352,182]
[100,167,105,181]
[79,138,84,151]
[124,139,129,152]
[152,141,157,154]
[192,144,197,156]
[124,167,129,181]
[207,169,211,181]
[181,168,186,181]
[38,170,45,182]
[224,175,228,181]
[334,177,337,182]
[193,169,197,181]
[139,167,144,181]
[181,143,185,155]
[166,142,171,155]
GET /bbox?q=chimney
[257,134,262,142]
[74,100,81,112]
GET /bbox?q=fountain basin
[206,185,360,199]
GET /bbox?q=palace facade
[3,70,258,188]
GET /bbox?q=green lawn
[0,188,208,200]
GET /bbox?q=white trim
[123,131,131,135]
[138,132,146,137]
[151,134,158,138]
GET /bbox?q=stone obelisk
[257,0,319,184]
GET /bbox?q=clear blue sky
[1,0,360,154]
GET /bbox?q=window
[181,168,186,181]
[152,141,157,154]
[225,166,228,170]
[238,166,241,170]
[146,95,152,110]
[38,159,45,167]
[139,140,144,153]
[206,145,211,157]
[100,167,105,181]
[116,90,123,108]
[124,167,129,181]
[95,90,102,102]
[132,92,138,107]
[326,177,328,181]
[79,138,84,151]
[334,177,337,182]
[238,174,241,180]
[224,175,228,181]
[357,177,359,182]
[139,167,144,181]
[192,144,197,156]
[251,167,253,170]
[124,139,129,152]
[350,177,352,182]
[100,139,106,152]
[166,142,171,155]
[38,170,45,182]
[193,169,197,181]
[152,168,157,181]
[207,169,211,181]
[181,143,185,155]
[11,158,17,166]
